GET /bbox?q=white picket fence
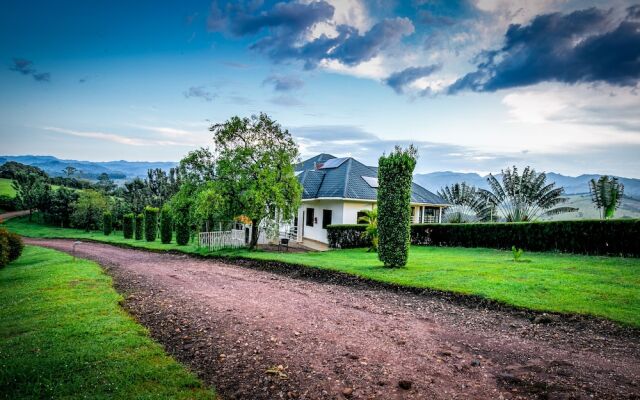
[199,229,246,251]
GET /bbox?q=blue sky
[1,0,639,177]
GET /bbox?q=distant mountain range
[2,155,639,199]
[413,171,640,199]
[0,155,177,180]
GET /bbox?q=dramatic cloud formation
[263,75,304,91]
[208,1,415,69]
[9,58,50,82]
[449,6,640,93]
[385,65,441,94]
[183,86,216,102]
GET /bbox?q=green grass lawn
[0,245,216,399]
[5,216,640,327]
[0,178,16,197]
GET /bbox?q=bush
[327,219,640,257]
[411,220,640,257]
[160,206,172,244]
[123,213,134,239]
[6,231,24,262]
[102,212,113,236]
[0,230,9,268]
[0,195,17,212]
[327,224,369,249]
[135,214,144,240]
[377,146,417,267]
[144,206,159,242]
[175,220,190,246]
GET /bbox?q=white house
[294,154,449,247]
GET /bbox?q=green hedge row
[327,219,640,256]
[160,206,172,244]
[144,207,159,242]
[123,213,134,239]
[135,214,144,240]
[102,212,113,236]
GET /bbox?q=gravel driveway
[25,238,640,399]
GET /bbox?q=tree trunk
[28,209,32,222]
[249,223,259,249]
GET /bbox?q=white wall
[299,200,345,243]
[342,201,375,224]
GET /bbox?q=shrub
[6,231,24,262]
[175,220,190,246]
[0,195,17,212]
[160,206,172,244]
[377,146,417,267]
[412,220,640,257]
[328,219,640,257]
[135,214,144,240]
[327,224,369,249]
[102,212,113,236]
[0,229,9,268]
[144,206,159,242]
[511,246,524,262]
[123,213,134,239]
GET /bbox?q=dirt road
[25,238,640,399]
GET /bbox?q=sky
[1,0,639,177]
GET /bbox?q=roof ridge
[342,158,352,198]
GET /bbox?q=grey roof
[297,154,448,205]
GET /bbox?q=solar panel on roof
[319,157,348,169]
[362,176,378,188]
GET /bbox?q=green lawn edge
[5,215,640,328]
[0,245,216,399]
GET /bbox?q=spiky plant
[358,208,378,252]
[589,175,624,219]
[437,182,490,223]
[479,166,576,222]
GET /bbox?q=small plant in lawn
[123,213,134,239]
[102,212,113,236]
[358,208,378,252]
[160,206,172,244]
[144,206,159,242]
[512,245,524,262]
[135,213,144,240]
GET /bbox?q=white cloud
[41,126,198,147]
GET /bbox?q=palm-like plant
[479,166,576,222]
[589,175,624,219]
[358,208,378,252]
[437,182,490,223]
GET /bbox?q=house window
[322,209,332,229]
[306,208,314,227]
[356,211,367,224]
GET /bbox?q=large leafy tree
[479,166,576,222]
[96,173,117,195]
[589,175,624,219]
[438,182,490,223]
[71,190,109,231]
[11,171,48,221]
[377,145,417,267]
[209,113,301,249]
[123,177,149,214]
[47,187,79,227]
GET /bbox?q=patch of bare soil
[25,238,640,399]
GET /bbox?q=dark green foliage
[102,212,113,236]
[135,214,144,240]
[0,229,9,267]
[0,195,17,212]
[377,146,417,267]
[71,190,109,231]
[144,206,159,242]
[46,187,79,227]
[589,176,624,219]
[5,231,24,262]
[160,206,172,244]
[411,220,640,256]
[12,171,48,221]
[328,219,640,257]
[0,161,48,180]
[175,220,190,246]
[327,224,369,249]
[123,213,134,239]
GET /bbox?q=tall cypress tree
[377,145,417,267]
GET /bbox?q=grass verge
[0,245,216,399]
[5,216,640,327]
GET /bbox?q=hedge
[327,219,640,257]
[123,213,134,239]
[102,212,113,236]
[0,228,23,267]
[135,214,144,240]
[144,206,159,242]
[175,220,189,246]
[160,206,172,244]
[377,147,416,267]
